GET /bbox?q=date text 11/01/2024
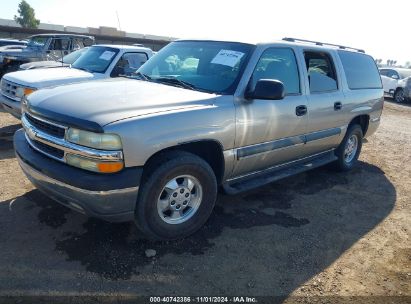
[149,297,257,303]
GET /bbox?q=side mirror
[246,79,285,100]
[391,74,399,80]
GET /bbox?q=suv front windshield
[71,46,119,73]
[27,36,48,48]
[138,41,254,94]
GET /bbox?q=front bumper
[0,93,22,119]
[14,129,142,222]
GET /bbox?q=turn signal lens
[97,162,124,173]
[66,154,124,173]
[23,88,35,96]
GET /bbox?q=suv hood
[19,60,67,70]
[27,78,217,128]
[4,67,95,88]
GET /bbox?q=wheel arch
[348,114,369,136]
[394,86,404,94]
[141,139,225,186]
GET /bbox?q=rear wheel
[334,124,363,171]
[135,151,217,240]
[394,88,405,103]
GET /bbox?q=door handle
[334,101,342,111]
[296,105,307,116]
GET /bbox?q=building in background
[0,18,175,51]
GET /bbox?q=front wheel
[334,124,363,171]
[135,151,217,240]
[394,88,405,103]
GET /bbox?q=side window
[250,48,300,95]
[304,51,338,93]
[386,69,400,79]
[111,52,149,77]
[49,38,70,51]
[122,52,149,73]
[379,69,389,77]
[338,51,382,89]
[71,38,84,50]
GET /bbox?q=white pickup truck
[379,67,411,103]
[1,44,153,118]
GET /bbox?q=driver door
[233,47,309,177]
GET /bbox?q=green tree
[14,0,40,29]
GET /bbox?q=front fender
[104,96,236,167]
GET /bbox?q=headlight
[16,87,36,98]
[66,128,122,150]
[66,154,124,173]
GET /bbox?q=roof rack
[282,37,365,53]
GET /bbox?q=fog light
[66,154,124,173]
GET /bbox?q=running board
[223,151,337,195]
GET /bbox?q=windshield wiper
[154,77,197,90]
[134,72,151,81]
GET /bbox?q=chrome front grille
[30,139,65,159]
[25,113,66,138]
[22,113,67,162]
[21,112,123,164]
[1,79,20,101]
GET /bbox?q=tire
[135,151,217,240]
[394,88,405,103]
[334,124,363,171]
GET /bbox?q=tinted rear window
[338,51,382,90]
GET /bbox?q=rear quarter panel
[333,51,384,138]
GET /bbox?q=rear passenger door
[303,50,346,155]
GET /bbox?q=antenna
[116,11,122,31]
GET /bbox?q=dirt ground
[0,101,410,303]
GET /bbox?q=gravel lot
[0,101,410,302]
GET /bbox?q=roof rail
[282,37,365,53]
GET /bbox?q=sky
[1,0,410,65]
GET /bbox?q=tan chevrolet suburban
[14,38,383,240]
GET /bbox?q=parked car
[1,45,152,118]
[19,47,89,70]
[379,67,411,103]
[0,34,94,76]
[0,38,27,48]
[14,38,383,240]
